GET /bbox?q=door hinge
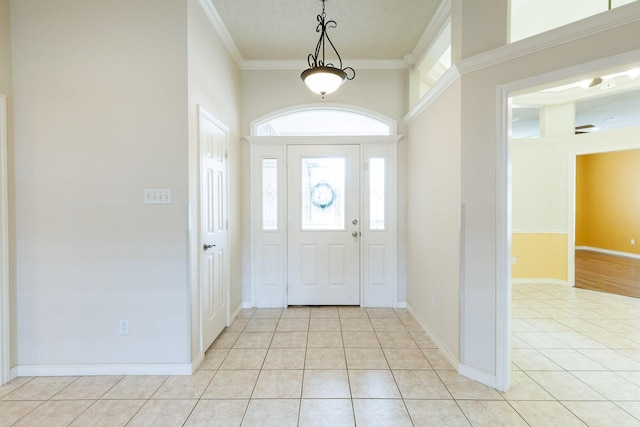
[225,150,228,159]
[225,219,229,230]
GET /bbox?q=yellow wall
[576,149,640,255]
[512,233,568,280]
[575,155,587,246]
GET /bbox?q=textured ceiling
[210,0,441,61]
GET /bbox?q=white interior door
[287,144,360,305]
[200,108,228,349]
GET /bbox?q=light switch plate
[144,189,172,205]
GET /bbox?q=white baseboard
[242,301,253,309]
[406,303,460,373]
[458,363,497,389]
[9,366,17,380]
[190,352,205,373]
[396,301,407,308]
[511,278,570,286]
[406,303,500,389]
[16,363,193,377]
[576,246,640,260]
[230,302,243,324]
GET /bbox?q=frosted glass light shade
[301,66,347,96]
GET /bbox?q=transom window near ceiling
[415,21,452,101]
[254,108,394,136]
[510,0,638,42]
[411,1,638,107]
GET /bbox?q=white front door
[287,145,360,305]
[199,108,228,349]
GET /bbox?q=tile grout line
[4,292,640,426]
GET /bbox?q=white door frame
[248,135,400,308]
[0,94,10,385]
[496,50,640,392]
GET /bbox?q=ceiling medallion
[301,0,355,98]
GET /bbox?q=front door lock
[203,243,216,251]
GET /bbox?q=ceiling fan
[587,77,603,88]
[575,124,596,134]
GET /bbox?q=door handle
[203,243,216,251]
[352,231,360,237]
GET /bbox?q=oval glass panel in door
[301,157,346,230]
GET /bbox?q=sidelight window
[261,158,278,230]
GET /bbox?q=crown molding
[198,0,441,72]
[241,59,406,71]
[458,2,640,75]
[198,0,244,67]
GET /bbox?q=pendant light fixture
[301,0,355,98]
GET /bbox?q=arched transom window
[253,106,395,136]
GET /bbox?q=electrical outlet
[632,239,636,245]
[431,295,436,308]
[119,320,129,335]
[512,257,518,265]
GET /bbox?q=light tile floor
[1,284,640,426]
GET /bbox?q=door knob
[352,231,359,237]
[203,243,216,251]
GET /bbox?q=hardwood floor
[575,249,640,298]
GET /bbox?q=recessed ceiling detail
[512,65,640,139]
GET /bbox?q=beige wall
[241,68,407,133]
[12,0,191,365]
[405,79,462,359]
[455,0,509,60]
[512,143,568,232]
[240,68,407,303]
[187,0,242,361]
[0,0,15,368]
[0,0,10,91]
[459,5,640,376]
